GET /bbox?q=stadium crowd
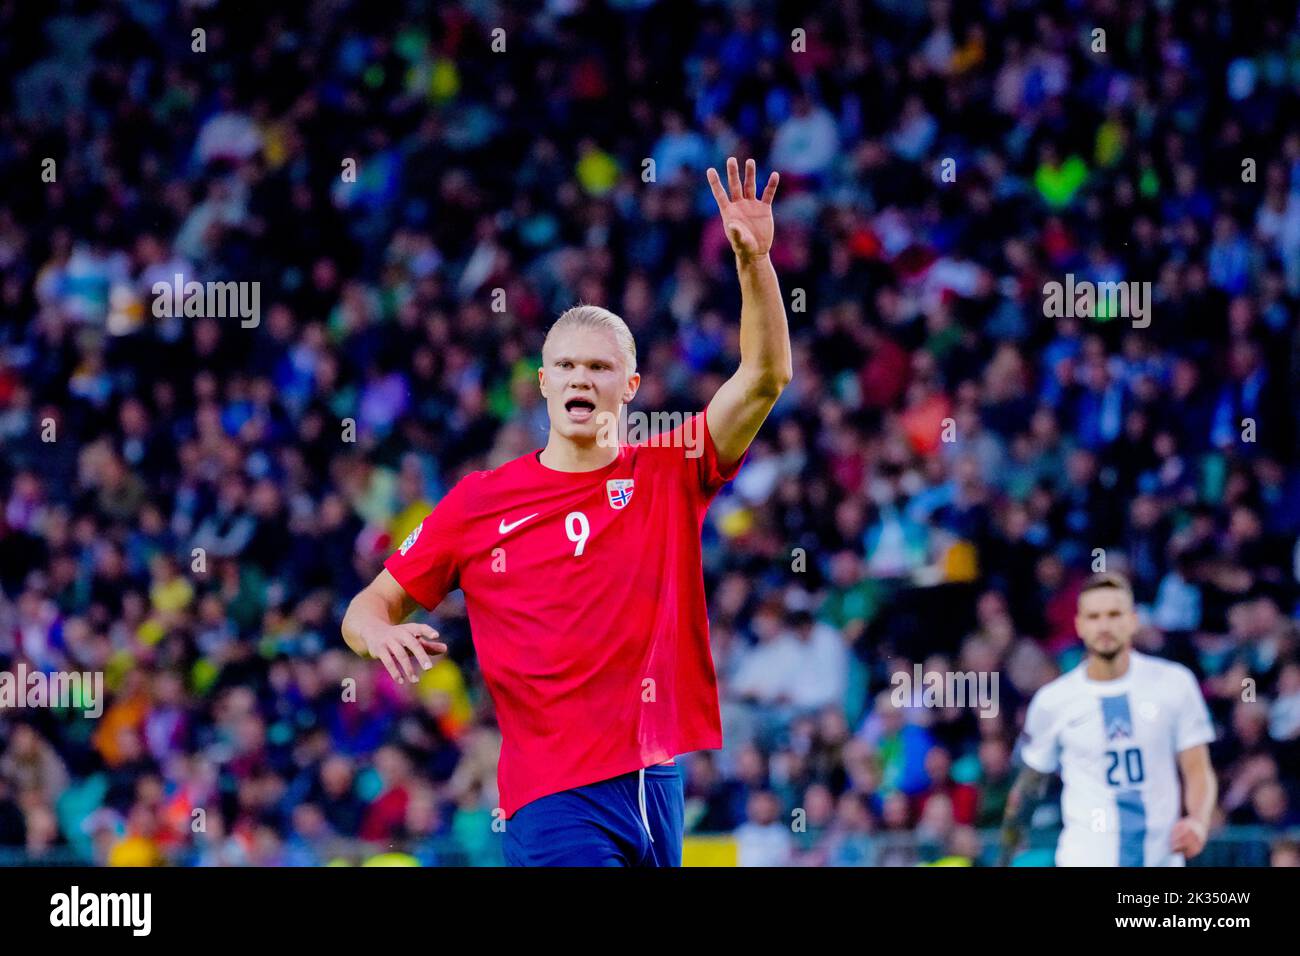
[3,0,1300,866]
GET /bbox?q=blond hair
[542,304,637,373]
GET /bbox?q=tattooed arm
[998,765,1054,866]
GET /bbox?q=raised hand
[706,157,779,263]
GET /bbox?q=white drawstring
[638,768,655,843]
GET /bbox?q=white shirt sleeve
[1174,667,1216,752]
[1018,690,1061,773]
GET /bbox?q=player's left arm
[704,157,792,471]
[1172,743,1217,858]
[1170,667,1219,858]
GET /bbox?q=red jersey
[383,411,743,817]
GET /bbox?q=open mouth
[564,397,597,422]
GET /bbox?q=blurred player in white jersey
[1000,572,1218,866]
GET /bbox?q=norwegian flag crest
[606,479,634,510]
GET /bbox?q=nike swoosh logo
[498,513,539,535]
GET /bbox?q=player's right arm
[999,689,1061,865]
[998,765,1054,866]
[342,479,468,683]
[341,569,447,684]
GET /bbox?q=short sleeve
[634,411,746,499]
[383,478,469,611]
[1017,692,1060,774]
[696,410,747,495]
[1174,668,1216,752]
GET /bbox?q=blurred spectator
[735,791,793,867]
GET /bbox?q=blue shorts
[503,764,684,867]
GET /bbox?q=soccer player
[341,157,790,866]
[999,572,1218,866]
